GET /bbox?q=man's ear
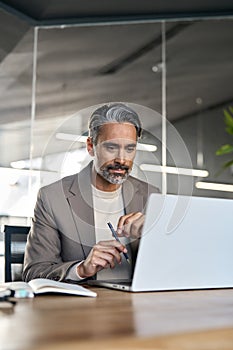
[87,136,94,156]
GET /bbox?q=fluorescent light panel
[195,181,233,192]
[1,166,40,176]
[140,164,209,177]
[11,160,27,169]
[136,144,157,152]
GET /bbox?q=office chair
[4,225,30,282]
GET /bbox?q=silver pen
[107,222,130,264]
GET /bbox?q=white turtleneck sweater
[66,185,132,281]
[92,185,131,280]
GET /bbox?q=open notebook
[1,278,97,297]
[88,193,233,292]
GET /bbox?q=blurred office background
[0,1,233,229]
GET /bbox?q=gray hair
[88,103,142,145]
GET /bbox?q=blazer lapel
[122,177,144,214]
[65,163,96,258]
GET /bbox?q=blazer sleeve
[22,188,80,282]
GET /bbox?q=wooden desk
[1,287,233,350]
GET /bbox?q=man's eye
[126,146,136,152]
[106,145,117,151]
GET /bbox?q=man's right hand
[77,239,128,278]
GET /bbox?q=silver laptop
[88,193,233,292]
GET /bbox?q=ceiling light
[195,97,203,105]
[195,181,233,192]
[152,62,163,73]
[11,160,27,169]
[152,65,159,72]
[136,144,157,152]
[140,164,209,177]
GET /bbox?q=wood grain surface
[1,287,233,350]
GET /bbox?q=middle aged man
[23,103,160,283]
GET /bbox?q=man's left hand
[117,212,144,239]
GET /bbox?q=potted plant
[216,106,233,174]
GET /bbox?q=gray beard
[100,168,130,185]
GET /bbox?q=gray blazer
[23,162,159,282]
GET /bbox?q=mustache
[106,164,129,172]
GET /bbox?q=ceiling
[1,0,233,24]
[0,1,233,167]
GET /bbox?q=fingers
[92,241,123,267]
[117,212,145,238]
[78,240,127,278]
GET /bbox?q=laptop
[88,193,233,292]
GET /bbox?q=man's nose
[114,148,126,163]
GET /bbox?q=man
[23,103,159,282]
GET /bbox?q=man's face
[88,123,137,186]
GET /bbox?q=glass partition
[34,23,163,190]
[0,28,35,225]
[166,19,233,199]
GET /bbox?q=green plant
[215,106,233,173]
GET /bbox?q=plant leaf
[216,144,233,155]
[229,106,233,114]
[222,159,233,168]
[224,109,233,128]
[225,126,233,135]
[214,159,233,177]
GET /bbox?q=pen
[107,222,130,264]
